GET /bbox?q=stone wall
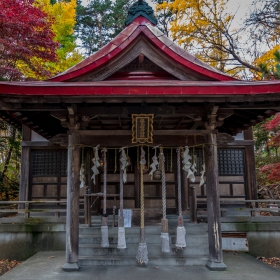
[0,223,65,260]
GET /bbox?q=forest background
[0,0,279,200]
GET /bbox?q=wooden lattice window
[218,149,244,175]
[188,148,244,176]
[31,150,67,176]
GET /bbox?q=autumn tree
[152,0,174,37]
[76,0,132,56]
[255,113,280,185]
[155,0,280,78]
[247,0,280,79]
[0,0,58,81]
[258,50,280,80]
[18,0,83,80]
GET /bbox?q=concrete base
[206,260,227,271]
[62,262,80,272]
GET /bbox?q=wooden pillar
[62,134,81,271]
[19,125,31,208]
[189,186,197,223]
[204,133,226,271]
[244,128,258,201]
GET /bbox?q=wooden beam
[80,135,191,147]
[74,129,217,136]
[21,141,54,147]
[204,133,227,271]
[226,140,255,146]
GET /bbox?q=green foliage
[76,0,132,56]
[152,0,174,37]
[259,50,280,80]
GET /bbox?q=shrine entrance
[89,147,178,220]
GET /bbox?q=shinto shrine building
[1,0,280,271]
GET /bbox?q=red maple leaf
[0,0,58,80]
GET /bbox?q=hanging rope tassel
[182,146,195,182]
[101,148,109,248]
[159,146,170,253]
[175,148,186,249]
[117,166,126,249]
[199,146,206,187]
[148,146,159,179]
[136,147,148,265]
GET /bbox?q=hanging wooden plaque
[132,114,154,144]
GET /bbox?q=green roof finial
[125,0,157,26]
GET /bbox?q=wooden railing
[0,200,71,218]
[1,198,279,222]
[219,200,280,217]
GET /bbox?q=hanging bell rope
[175,148,186,249]
[136,146,148,265]
[101,148,109,248]
[80,146,86,189]
[117,147,128,249]
[159,146,170,253]
[91,144,100,185]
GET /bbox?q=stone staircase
[79,216,209,266]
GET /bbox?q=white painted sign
[119,209,132,228]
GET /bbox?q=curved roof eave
[49,16,236,82]
[1,80,280,96]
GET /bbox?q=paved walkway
[1,251,280,280]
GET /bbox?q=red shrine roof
[1,80,280,96]
[1,15,280,96]
[50,16,235,82]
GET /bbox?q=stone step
[79,243,209,257]
[79,233,208,245]
[79,255,209,266]
[79,224,208,235]
[78,222,209,267]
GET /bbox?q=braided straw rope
[140,152,145,229]
[120,169,124,217]
[176,148,182,217]
[159,147,166,220]
[103,149,107,215]
[136,147,148,265]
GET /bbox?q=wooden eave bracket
[205,106,234,130]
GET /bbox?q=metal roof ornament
[125,0,157,26]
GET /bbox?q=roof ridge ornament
[125,0,157,26]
